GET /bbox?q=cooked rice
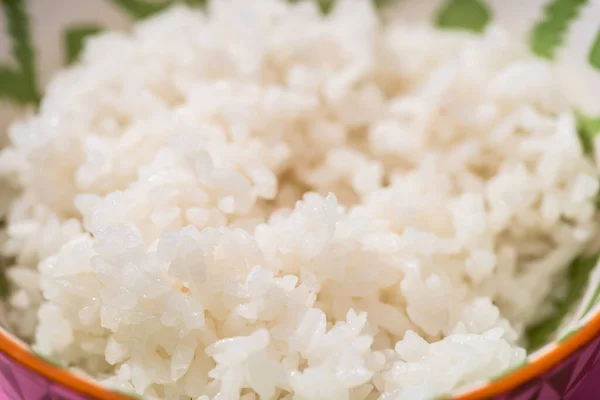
[0,0,598,399]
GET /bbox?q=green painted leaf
[493,360,529,381]
[184,0,207,6]
[525,254,599,351]
[108,0,206,19]
[530,0,587,60]
[0,230,10,300]
[115,390,143,400]
[582,285,600,317]
[108,0,173,19]
[577,112,600,155]
[0,67,34,105]
[582,272,600,317]
[317,0,335,14]
[0,261,8,299]
[0,0,41,105]
[435,0,491,34]
[589,28,600,70]
[33,351,65,368]
[559,328,578,342]
[64,25,104,65]
[373,0,394,8]
[0,275,7,299]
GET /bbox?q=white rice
[0,0,598,399]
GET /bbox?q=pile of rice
[1,1,599,399]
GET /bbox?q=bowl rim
[1,312,600,400]
[455,308,600,399]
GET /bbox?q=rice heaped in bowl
[0,0,599,399]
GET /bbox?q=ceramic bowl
[1,0,600,399]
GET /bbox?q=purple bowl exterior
[492,334,600,400]
[0,336,600,400]
[0,352,89,400]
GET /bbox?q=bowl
[1,0,600,399]
[1,311,600,399]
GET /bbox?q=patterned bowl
[1,309,600,400]
[2,0,600,399]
